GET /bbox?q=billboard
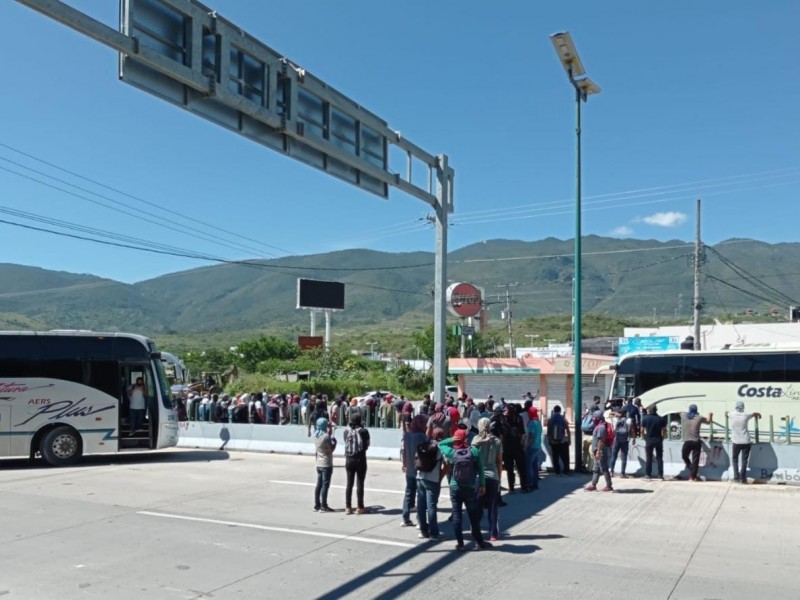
[618,336,680,357]
[297,279,345,310]
[298,336,324,350]
[446,282,483,318]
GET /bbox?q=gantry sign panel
[120,0,447,207]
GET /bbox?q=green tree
[411,324,496,360]
[235,335,300,372]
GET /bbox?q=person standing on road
[439,429,492,551]
[547,405,571,476]
[127,377,147,435]
[415,430,446,541]
[681,404,713,481]
[343,413,371,514]
[501,404,529,494]
[585,411,613,492]
[642,405,667,481]
[726,401,762,484]
[472,417,503,541]
[611,409,630,478]
[313,417,336,512]
[524,407,542,491]
[401,415,428,527]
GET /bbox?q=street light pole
[550,31,600,473]
[369,341,378,360]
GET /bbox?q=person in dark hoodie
[343,413,371,515]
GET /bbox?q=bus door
[0,401,10,455]
[122,364,157,449]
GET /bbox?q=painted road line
[138,511,415,548]
[270,480,404,495]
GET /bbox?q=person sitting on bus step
[127,377,147,435]
[681,404,713,482]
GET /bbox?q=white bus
[606,347,800,435]
[0,331,179,466]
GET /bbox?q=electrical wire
[0,141,294,256]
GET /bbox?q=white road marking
[270,479,404,495]
[138,511,415,548]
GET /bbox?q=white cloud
[642,211,688,227]
[612,226,633,236]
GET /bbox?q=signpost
[617,336,680,357]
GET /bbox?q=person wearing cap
[642,405,667,481]
[585,410,613,492]
[681,404,713,481]
[439,429,492,551]
[524,407,543,491]
[726,401,762,484]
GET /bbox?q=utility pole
[496,283,519,358]
[692,199,703,350]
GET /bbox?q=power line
[0,141,294,256]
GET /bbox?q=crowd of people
[178,387,761,549]
[311,393,554,551]
[579,394,762,491]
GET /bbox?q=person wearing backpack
[546,405,571,475]
[580,396,602,472]
[472,417,503,541]
[343,413,371,515]
[401,415,428,527]
[584,411,613,492]
[439,429,492,551]
[611,409,631,478]
[415,431,446,541]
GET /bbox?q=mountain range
[0,236,797,335]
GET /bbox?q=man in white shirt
[726,400,761,484]
[127,377,147,435]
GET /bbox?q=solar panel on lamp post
[550,31,601,473]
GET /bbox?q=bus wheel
[40,426,83,466]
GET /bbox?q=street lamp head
[576,77,601,97]
[550,31,586,79]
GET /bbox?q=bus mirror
[151,352,162,360]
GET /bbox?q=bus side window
[668,413,683,441]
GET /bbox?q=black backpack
[414,441,438,473]
[345,427,365,457]
[451,447,477,487]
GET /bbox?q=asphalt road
[0,449,798,599]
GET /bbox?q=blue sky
[1,1,798,283]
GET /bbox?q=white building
[624,322,800,351]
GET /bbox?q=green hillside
[0,237,797,336]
